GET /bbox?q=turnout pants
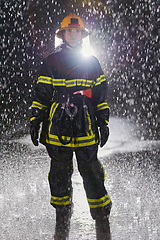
[46,144,112,220]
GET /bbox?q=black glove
[30,108,44,146]
[99,125,109,148]
[30,121,40,146]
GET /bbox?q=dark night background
[1,0,160,141]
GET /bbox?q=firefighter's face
[64,29,82,47]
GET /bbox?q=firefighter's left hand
[100,125,109,148]
[30,121,40,146]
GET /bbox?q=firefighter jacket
[30,44,109,148]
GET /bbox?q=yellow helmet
[56,13,89,39]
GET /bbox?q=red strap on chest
[73,88,91,98]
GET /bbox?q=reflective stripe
[30,117,36,121]
[31,101,48,110]
[40,132,98,147]
[37,76,66,86]
[37,74,106,88]
[66,79,92,87]
[97,102,109,111]
[49,102,59,120]
[87,194,111,208]
[95,74,106,86]
[48,102,59,134]
[51,195,71,206]
[86,107,93,136]
[37,76,93,88]
[75,134,97,147]
[37,76,53,84]
[52,79,66,86]
[47,134,73,146]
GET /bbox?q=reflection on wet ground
[1,142,160,240]
[1,117,160,239]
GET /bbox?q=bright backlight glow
[82,35,95,56]
[55,36,62,48]
[55,33,95,56]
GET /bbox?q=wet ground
[1,117,160,240]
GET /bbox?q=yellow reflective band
[40,132,98,148]
[95,74,106,86]
[97,102,109,111]
[30,117,36,121]
[51,195,70,200]
[50,195,71,206]
[97,102,107,108]
[88,194,109,203]
[37,76,53,84]
[66,79,92,88]
[49,102,59,133]
[31,101,48,110]
[76,135,98,146]
[88,199,111,208]
[52,79,66,86]
[49,102,59,120]
[87,194,111,208]
[37,76,66,86]
[37,76,93,88]
[86,107,93,136]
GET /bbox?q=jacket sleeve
[91,57,109,126]
[30,57,55,122]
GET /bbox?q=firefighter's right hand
[30,122,40,146]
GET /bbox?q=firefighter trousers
[46,144,112,220]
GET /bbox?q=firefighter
[30,13,112,240]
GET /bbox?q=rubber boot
[54,215,71,240]
[95,217,111,240]
[54,205,73,240]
